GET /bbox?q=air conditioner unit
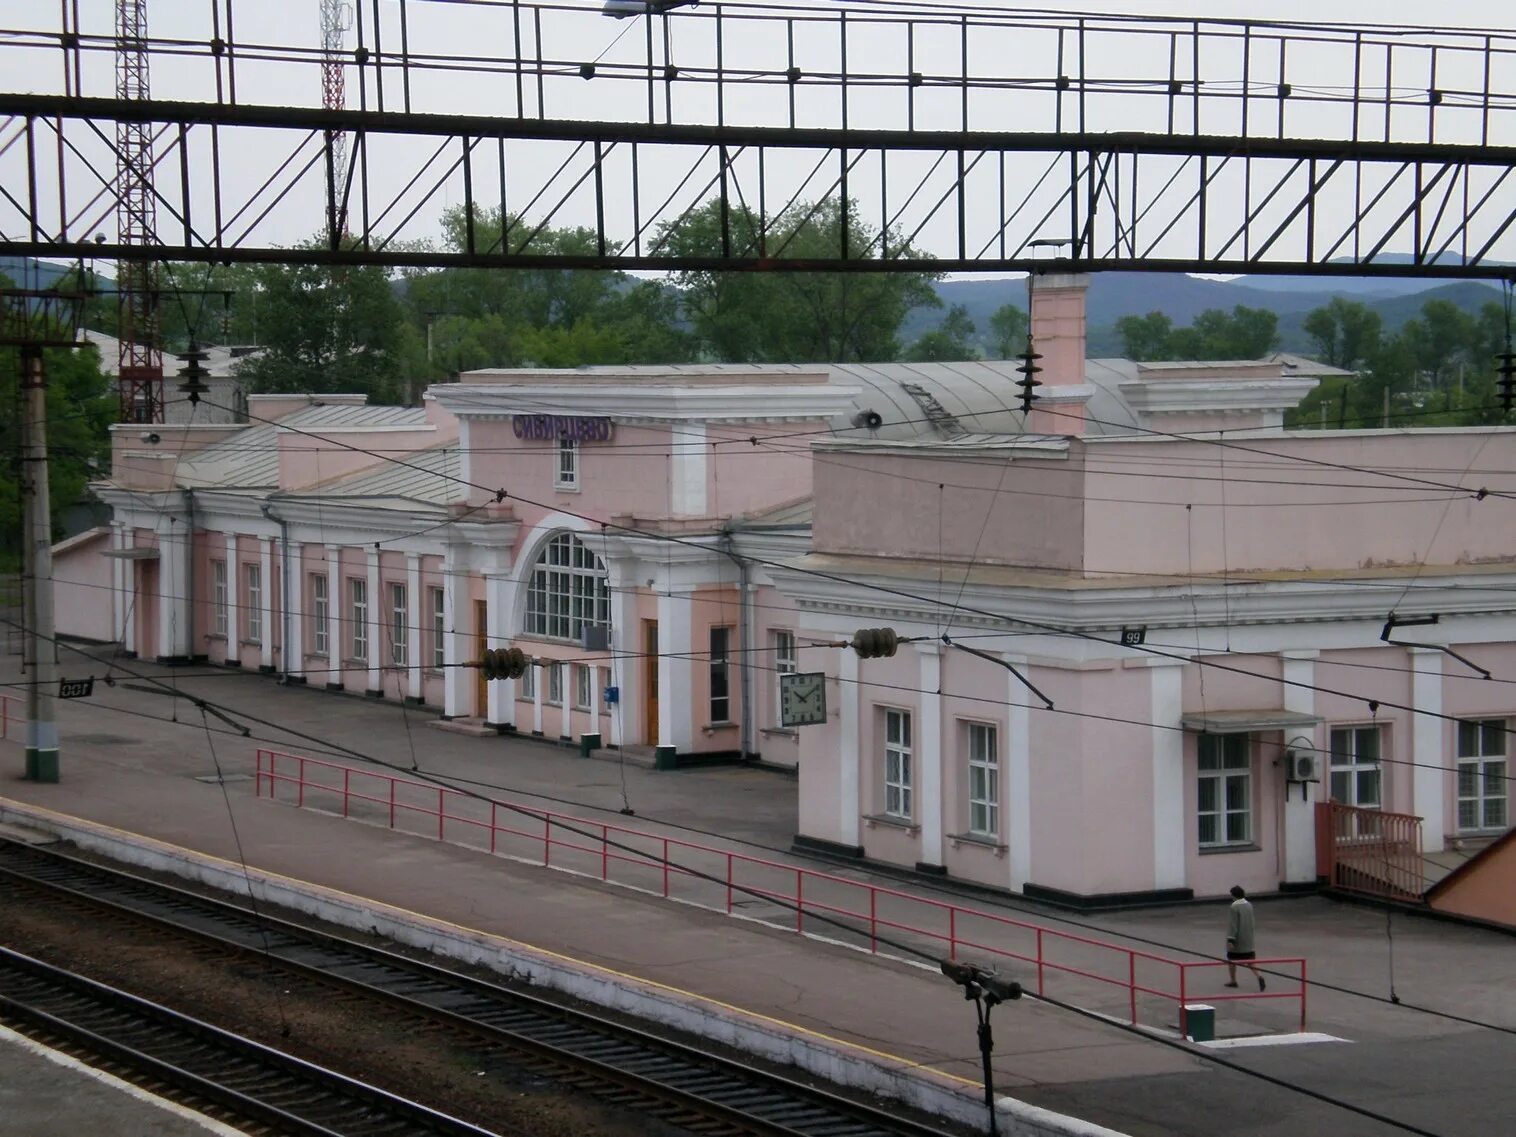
[1286,748,1320,783]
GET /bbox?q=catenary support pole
[21,345,59,781]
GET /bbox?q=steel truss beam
[3,93,1514,278]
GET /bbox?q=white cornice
[1119,376,1319,415]
[433,383,862,423]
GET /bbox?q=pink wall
[707,422,818,518]
[1083,431,1516,577]
[811,448,1086,569]
[52,531,115,643]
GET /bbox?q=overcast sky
[3,0,1513,276]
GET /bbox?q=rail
[1316,801,1426,902]
[256,748,1307,1035]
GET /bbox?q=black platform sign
[1119,627,1147,647]
[58,677,94,699]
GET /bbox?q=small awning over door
[101,547,160,560]
[1180,709,1323,734]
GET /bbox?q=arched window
[524,532,610,641]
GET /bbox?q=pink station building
[52,274,1516,907]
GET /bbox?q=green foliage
[905,305,977,362]
[986,303,1028,359]
[0,341,115,560]
[659,198,941,363]
[1286,297,1512,430]
[1117,305,1278,361]
[233,240,411,404]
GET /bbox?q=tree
[987,303,1028,359]
[1116,311,1174,361]
[1399,298,1474,392]
[1303,297,1382,370]
[0,289,115,564]
[905,305,977,362]
[234,239,411,403]
[660,198,941,363]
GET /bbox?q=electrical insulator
[480,646,531,680]
[1497,345,1516,413]
[176,342,211,404]
[851,627,900,659]
[1014,336,1043,414]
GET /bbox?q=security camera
[850,409,884,431]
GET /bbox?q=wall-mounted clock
[779,671,828,727]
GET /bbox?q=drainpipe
[262,501,294,685]
[718,529,754,762]
[184,487,196,660]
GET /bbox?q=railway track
[0,943,503,1137]
[0,837,963,1137]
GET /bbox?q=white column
[1411,648,1446,851]
[918,643,944,869]
[109,523,124,647]
[607,562,638,748]
[670,421,708,517]
[441,549,462,716]
[657,588,694,754]
[258,536,275,671]
[532,665,544,734]
[405,554,422,701]
[1006,653,1033,891]
[285,538,304,679]
[156,518,188,660]
[365,546,381,692]
[485,572,516,726]
[1150,660,1188,891]
[325,544,341,687]
[588,663,602,741]
[1281,651,1320,885]
[223,533,238,655]
[838,646,861,847]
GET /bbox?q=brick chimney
[1026,272,1091,435]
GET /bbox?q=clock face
[779,671,828,727]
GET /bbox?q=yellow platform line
[0,796,983,1091]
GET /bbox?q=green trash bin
[1184,1003,1215,1043]
[578,732,601,758]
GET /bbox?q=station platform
[3,656,1515,1137]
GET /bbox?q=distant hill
[906,272,1505,358]
[0,255,76,290]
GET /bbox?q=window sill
[206,633,227,643]
[863,813,919,834]
[703,721,738,732]
[761,727,798,738]
[423,668,444,678]
[344,658,368,667]
[948,832,1007,855]
[573,704,591,712]
[1199,842,1260,856]
[239,639,262,648]
[306,653,329,661]
[553,483,581,493]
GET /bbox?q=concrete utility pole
[20,345,58,781]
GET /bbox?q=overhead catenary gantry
[1,0,1515,278]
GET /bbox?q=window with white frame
[524,532,610,641]
[520,662,536,699]
[245,563,262,643]
[1197,733,1251,847]
[1457,718,1508,832]
[390,583,408,666]
[709,627,732,722]
[547,662,563,705]
[430,587,445,669]
[349,578,367,659]
[773,629,796,725]
[556,438,579,489]
[311,574,329,655]
[212,560,228,637]
[966,723,1000,837]
[1329,725,1382,808]
[575,664,593,709]
[884,709,913,819]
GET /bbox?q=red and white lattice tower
[321,0,352,236]
[115,0,163,423]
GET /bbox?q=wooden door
[475,600,488,717]
[644,619,659,745]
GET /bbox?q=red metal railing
[1316,801,1426,901]
[0,693,22,742]
[256,748,1308,1033]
